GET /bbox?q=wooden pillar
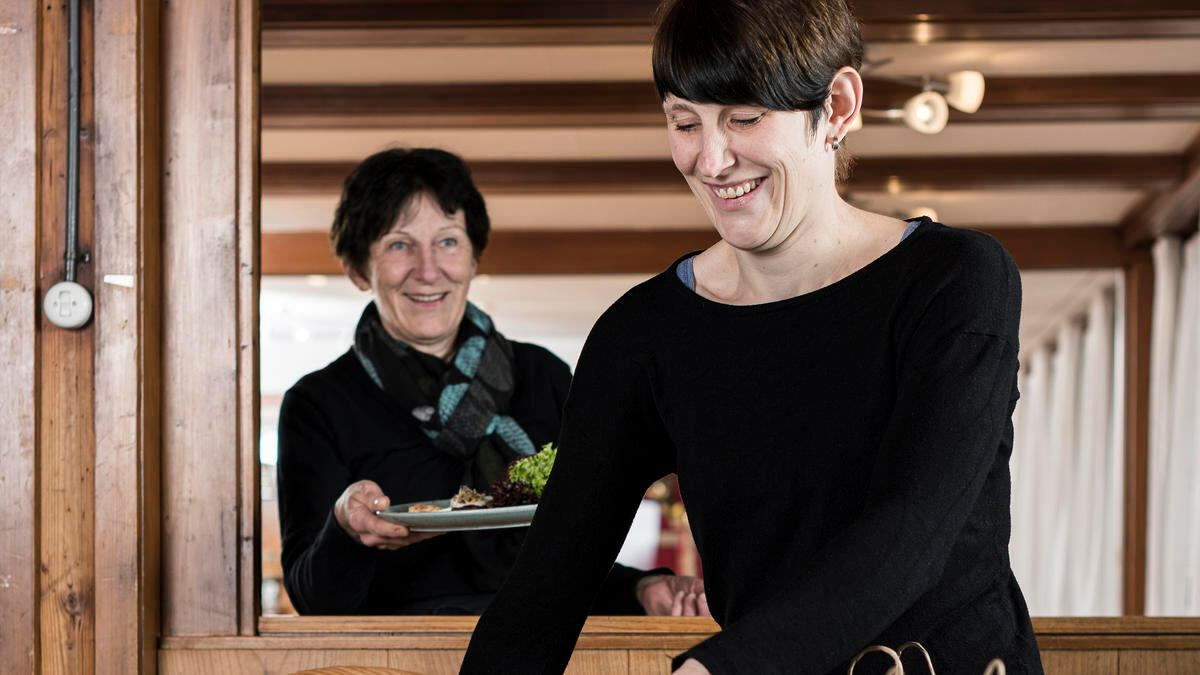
[37,1,98,673]
[92,0,162,672]
[0,1,41,672]
[160,0,260,637]
[1123,248,1154,615]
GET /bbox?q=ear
[344,261,372,291]
[826,66,863,142]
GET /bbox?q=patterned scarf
[353,301,536,488]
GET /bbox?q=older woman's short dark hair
[652,0,864,136]
[331,148,490,275]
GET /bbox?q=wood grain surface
[160,0,247,636]
[92,0,162,672]
[38,1,97,673]
[0,0,40,672]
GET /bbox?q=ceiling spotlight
[901,91,949,134]
[943,70,985,113]
[859,91,948,134]
[856,60,986,134]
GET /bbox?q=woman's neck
[695,200,905,305]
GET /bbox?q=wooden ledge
[156,616,1200,651]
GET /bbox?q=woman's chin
[711,218,772,251]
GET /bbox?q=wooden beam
[261,76,1200,129]
[1122,248,1154,615]
[0,1,39,672]
[236,0,262,638]
[93,0,162,672]
[1121,131,1200,246]
[260,0,1200,28]
[262,226,1126,276]
[263,18,1200,48]
[39,0,97,672]
[262,155,1186,196]
[986,226,1128,269]
[261,0,1200,45]
[161,0,256,637]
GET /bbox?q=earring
[831,137,841,150]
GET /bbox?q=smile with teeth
[713,179,762,200]
[405,292,449,303]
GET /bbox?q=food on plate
[450,485,494,510]
[407,503,449,513]
[485,443,557,507]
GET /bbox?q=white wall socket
[43,280,93,329]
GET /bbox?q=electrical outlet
[43,280,93,329]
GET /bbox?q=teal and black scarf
[353,301,536,488]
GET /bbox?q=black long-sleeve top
[461,220,1043,674]
[277,341,655,615]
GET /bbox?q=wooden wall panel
[1119,650,1200,674]
[386,649,628,674]
[160,649,388,674]
[38,0,97,673]
[388,649,469,674]
[160,648,627,674]
[161,0,255,636]
[93,0,161,672]
[1041,650,1119,674]
[0,1,40,672]
[629,649,679,675]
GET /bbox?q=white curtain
[1011,280,1124,615]
[1147,234,1200,615]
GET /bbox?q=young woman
[461,1,1043,672]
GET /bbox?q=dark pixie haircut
[331,148,489,275]
[652,0,864,136]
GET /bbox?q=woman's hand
[635,574,710,617]
[672,658,711,674]
[333,479,443,549]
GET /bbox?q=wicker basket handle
[847,641,1007,675]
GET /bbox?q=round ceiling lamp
[902,91,949,135]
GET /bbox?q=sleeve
[677,239,1023,674]
[460,300,677,673]
[592,563,676,615]
[521,340,678,616]
[276,382,377,614]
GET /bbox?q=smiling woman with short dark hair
[460,1,1044,673]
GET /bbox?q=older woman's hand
[635,574,710,617]
[333,479,444,550]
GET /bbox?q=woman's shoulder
[283,349,370,409]
[901,221,1022,337]
[912,221,1017,279]
[508,340,570,376]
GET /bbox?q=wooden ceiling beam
[262,226,1127,276]
[260,0,1200,30]
[262,76,1200,129]
[261,155,1186,196]
[1121,131,1200,246]
[263,18,1200,48]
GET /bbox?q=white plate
[376,499,537,532]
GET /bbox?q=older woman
[461,0,1043,673]
[277,148,705,616]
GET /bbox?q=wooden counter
[158,616,1200,674]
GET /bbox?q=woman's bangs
[654,35,769,107]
